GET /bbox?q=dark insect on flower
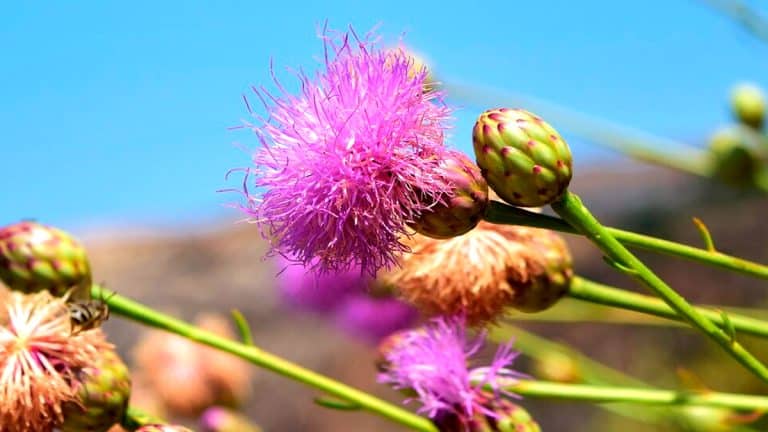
[67,290,114,335]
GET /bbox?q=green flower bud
[493,401,541,432]
[136,425,194,432]
[437,399,541,432]
[708,126,762,187]
[412,151,489,239]
[731,83,765,130]
[0,221,92,297]
[61,349,132,432]
[473,108,573,207]
[508,228,573,313]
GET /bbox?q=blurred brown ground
[82,162,768,431]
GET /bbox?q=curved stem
[94,285,437,432]
[483,200,768,280]
[506,380,768,411]
[568,276,768,339]
[551,191,768,382]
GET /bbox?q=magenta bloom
[276,255,369,313]
[334,295,419,343]
[377,316,524,422]
[236,27,453,275]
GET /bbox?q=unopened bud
[731,83,765,130]
[0,221,92,297]
[412,151,489,239]
[473,108,572,207]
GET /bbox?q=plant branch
[484,200,768,280]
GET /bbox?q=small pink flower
[377,316,524,424]
[233,26,453,275]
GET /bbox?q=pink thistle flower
[0,291,109,432]
[377,316,524,425]
[234,26,453,275]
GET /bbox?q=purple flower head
[276,255,369,313]
[377,316,523,422]
[235,26,453,276]
[334,294,419,343]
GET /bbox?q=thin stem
[568,276,768,339]
[506,380,768,411]
[483,200,768,280]
[551,191,768,382]
[699,0,768,45]
[94,285,438,432]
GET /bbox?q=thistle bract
[61,350,132,432]
[473,108,572,207]
[411,151,489,239]
[0,221,92,297]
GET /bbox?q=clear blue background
[2,1,767,232]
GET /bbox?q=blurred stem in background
[699,0,768,45]
[490,326,761,430]
[551,191,768,382]
[484,201,768,280]
[503,380,768,411]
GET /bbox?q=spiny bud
[61,350,132,432]
[473,108,572,207]
[411,151,489,239]
[200,406,263,432]
[492,401,541,432]
[0,221,92,297]
[707,126,761,187]
[730,83,765,130]
[437,399,540,432]
[507,227,573,313]
[136,426,194,432]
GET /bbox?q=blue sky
[2,1,767,232]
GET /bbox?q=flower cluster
[236,27,453,276]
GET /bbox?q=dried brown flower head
[0,291,111,432]
[383,221,573,324]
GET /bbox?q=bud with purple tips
[473,108,573,207]
[411,151,489,239]
[0,221,92,297]
[61,349,132,432]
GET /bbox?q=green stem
[506,380,768,411]
[94,285,437,432]
[551,191,768,382]
[569,276,768,339]
[483,200,768,280]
